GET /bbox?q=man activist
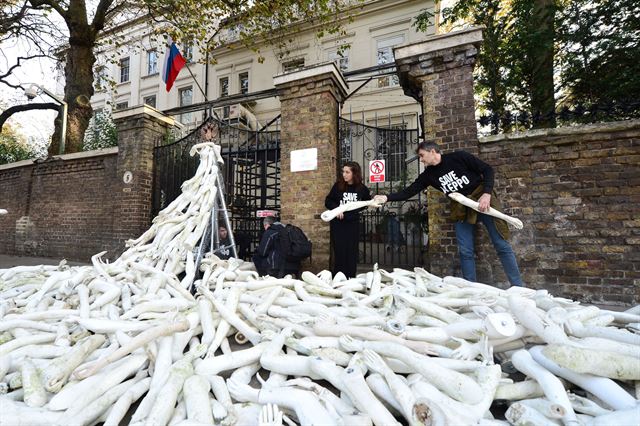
[374,141,523,286]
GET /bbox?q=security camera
[25,84,39,100]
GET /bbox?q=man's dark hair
[416,141,441,154]
[263,216,276,227]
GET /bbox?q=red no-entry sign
[369,159,385,183]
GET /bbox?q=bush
[83,109,118,151]
[0,133,34,165]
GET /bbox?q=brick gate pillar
[112,105,176,254]
[394,27,484,278]
[274,63,348,273]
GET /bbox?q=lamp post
[25,84,68,155]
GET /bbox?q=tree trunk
[482,2,508,134]
[530,0,556,128]
[49,27,96,155]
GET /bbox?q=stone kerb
[112,105,176,255]
[274,62,348,273]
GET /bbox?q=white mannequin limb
[447,192,523,229]
[321,200,383,222]
[0,209,7,215]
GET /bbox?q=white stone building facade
[90,0,435,131]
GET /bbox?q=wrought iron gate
[339,115,426,269]
[153,116,280,259]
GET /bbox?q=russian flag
[162,38,187,92]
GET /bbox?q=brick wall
[396,28,638,304]
[0,151,121,260]
[0,106,174,262]
[113,108,172,244]
[476,121,640,304]
[395,28,484,281]
[275,64,348,272]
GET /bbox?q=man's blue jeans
[454,214,523,286]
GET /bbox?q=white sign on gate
[256,210,278,218]
[290,148,318,172]
[369,159,385,183]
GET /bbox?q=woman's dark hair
[337,161,364,191]
[416,141,441,154]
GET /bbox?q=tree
[426,0,557,130]
[83,109,117,151]
[415,0,639,131]
[556,0,640,114]
[0,122,34,165]
[1,0,361,155]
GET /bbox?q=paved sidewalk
[0,254,88,269]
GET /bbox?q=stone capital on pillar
[274,62,348,273]
[394,27,484,103]
[274,62,349,104]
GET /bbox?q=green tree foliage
[82,109,118,151]
[1,0,361,155]
[431,0,556,131]
[556,0,640,111]
[415,0,638,132]
[0,124,34,165]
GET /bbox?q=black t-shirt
[325,183,372,222]
[387,150,494,201]
[217,237,232,259]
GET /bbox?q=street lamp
[25,84,68,155]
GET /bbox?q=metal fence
[477,101,640,136]
[153,115,280,260]
[339,113,426,269]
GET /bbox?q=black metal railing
[478,101,640,135]
[339,112,425,269]
[153,116,281,260]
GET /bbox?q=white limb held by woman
[321,199,384,222]
[447,192,524,229]
[0,209,7,215]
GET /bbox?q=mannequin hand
[373,195,388,204]
[478,193,491,212]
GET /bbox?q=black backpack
[278,224,312,262]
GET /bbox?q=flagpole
[185,63,208,102]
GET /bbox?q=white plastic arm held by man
[373,194,523,229]
[447,192,523,229]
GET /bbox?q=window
[147,50,158,75]
[239,72,249,94]
[143,95,156,108]
[282,58,305,73]
[119,57,130,83]
[219,77,229,97]
[115,101,128,110]
[93,108,104,118]
[94,66,109,91]
[328,49,349,73]
[376,35,404,87]
[182,42,193,62]
[378,123,407,181]
[179,86,193,124]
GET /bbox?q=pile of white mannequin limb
[1,143,638,426]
